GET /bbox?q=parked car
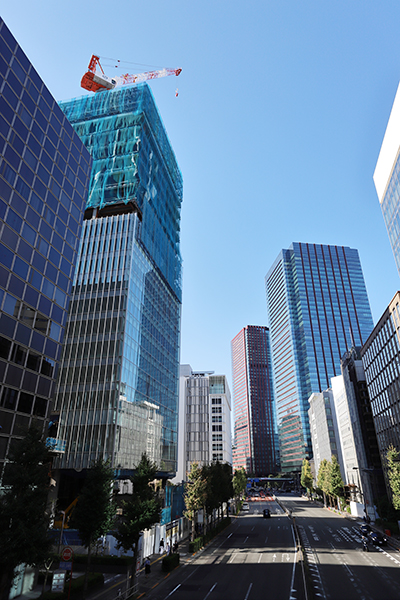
[242,502,250,511]
[263,508,271,518]
[368,531,387,546]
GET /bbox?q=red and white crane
[81,55,182,93]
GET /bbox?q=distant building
[308,389,343,483]
[265,242,373,473]
[361,292,400,501]
[0,18,91,480]
[52,83,183,504]
[373,83,400,274]
[175,365,232,481]
[231,325,277,476]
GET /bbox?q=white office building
[173,365,232,482]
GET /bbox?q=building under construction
[52,83,183,502]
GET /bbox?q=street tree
[0,426,53,600]
[317,459,330,506]
[301,459,313,497]
[204,462,233,527]
[114,454,161,593]
[70,459,116,595]
[233,467,247,501]
[327,455,344,508]
[184,462,207,541]
[387,445,400,510]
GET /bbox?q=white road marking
[244,583,253,600]
[203,583,217,600]
[165,584,181,598]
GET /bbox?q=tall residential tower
[53,84,182,499]
[265,243,373,473]
[231,325,276,476]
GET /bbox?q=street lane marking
[264,535,268,544]
[203,583,217,600]
[165,584,181,598]
[244,583,253,600]
[258,554,262,563]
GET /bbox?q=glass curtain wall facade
[265,243,373,472]
[231,325,276,476]
[361,292,400,498]
[0,18,91,477]
[373,82,400,274]
[54,83,182,478]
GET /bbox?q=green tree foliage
[328,455,344,500]
[184,462,207,540]
[317,459,330,506]
[70,459,116,595]
[387,445,400,510]
[301,459,313,495]
[203,462,233,526]
[114,454,161,592]
[233,467,247,499]
[0,427,53,600]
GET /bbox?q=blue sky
[3,1,400,394]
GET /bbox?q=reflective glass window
[18,392,33,414]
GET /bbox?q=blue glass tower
[53,84,182,478]
[0,18,91,479]
[265,243,373,472]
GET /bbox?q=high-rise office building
[374,83,400,274]
[0,18,91,479]
[231,325,276,476]
[308,389,343,483]
[361,292,400,500]
[265,243,373,473]
[174,365,232,482]
[53,84,182,495]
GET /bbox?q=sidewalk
[135,537,193,599]
[17,537,194,600]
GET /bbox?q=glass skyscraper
[53,84,182,483]
[374,82,400,274]
[231,325,277,476]
[0,18,91,479]
[265,243,373,473]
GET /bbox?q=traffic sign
[61,547,73,561]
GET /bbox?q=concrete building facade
[175,365,232,481]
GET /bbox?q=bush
[188,537,203,554]
[71,555,133,566]
[162,553,180,572]
[40,593,67,600]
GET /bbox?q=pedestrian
[144,557,151,577]
[173,541,178,553]
[166,541,170,555]
[159,537,164,554]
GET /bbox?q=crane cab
[81,71,116,92]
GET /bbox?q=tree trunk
[83,544,92,597]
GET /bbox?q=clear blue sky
[3,2,400,395]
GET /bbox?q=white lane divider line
[244,583,253,600]
[165,583,181,598]
[203,583,217,600]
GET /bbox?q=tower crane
[81,55,182,93]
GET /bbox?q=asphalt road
[147,498,300,600]
[277,494,400,600]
